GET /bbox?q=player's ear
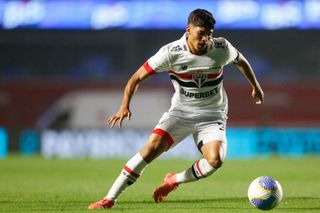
[186,25,191,35]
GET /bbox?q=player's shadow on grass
[120,197,320,210]
[120,198,251,210]
[1,197,318,211]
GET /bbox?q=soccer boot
[88,198,114,209]
[153,172,179,203]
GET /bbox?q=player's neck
[189,46,207,55]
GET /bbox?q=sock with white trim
[175,158,217,184]
[105,152,147,201]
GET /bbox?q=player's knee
[207,157,223,169]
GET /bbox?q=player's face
[186,24,213,55]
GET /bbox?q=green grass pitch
[0,155,319,212]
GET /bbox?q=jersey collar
[180,33,190,52]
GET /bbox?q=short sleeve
[225,39,239,65]
[144,45,171,74]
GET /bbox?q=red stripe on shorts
[123,165,140,179]
[152,128,174,147]
[143,61,156,75]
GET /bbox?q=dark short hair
[188,9,216,29]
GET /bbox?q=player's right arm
[108,44,171,128]
[107,65,152,128]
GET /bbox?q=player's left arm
[235,52,264,104]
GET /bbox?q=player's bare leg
[201,140,225,169]
[153,140,225,203]
[88,133,169,209]
[139,133,171,163]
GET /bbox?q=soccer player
[88,8,264,209]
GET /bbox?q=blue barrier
[40,128,320,159]
[227,128,320,159]
[226,128,259,159]
[0,128,8,159]
[20,130,40,156]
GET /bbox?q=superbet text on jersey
[143,33,238,119]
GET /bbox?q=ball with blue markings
[248,176,283,210]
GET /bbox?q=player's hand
[107,106,132,128]
[252,86,264,104]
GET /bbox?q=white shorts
[151,111,227,160]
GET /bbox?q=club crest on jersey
[193,73,207,88]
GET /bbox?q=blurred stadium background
[0,0,319,160]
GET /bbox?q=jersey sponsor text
[180,87,219,99]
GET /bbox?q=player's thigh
[193,121,227,162]
[150,112,193,149]
[140,113,192,162]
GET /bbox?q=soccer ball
[248,176,283,210]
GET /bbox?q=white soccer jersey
[144,33,238,119]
